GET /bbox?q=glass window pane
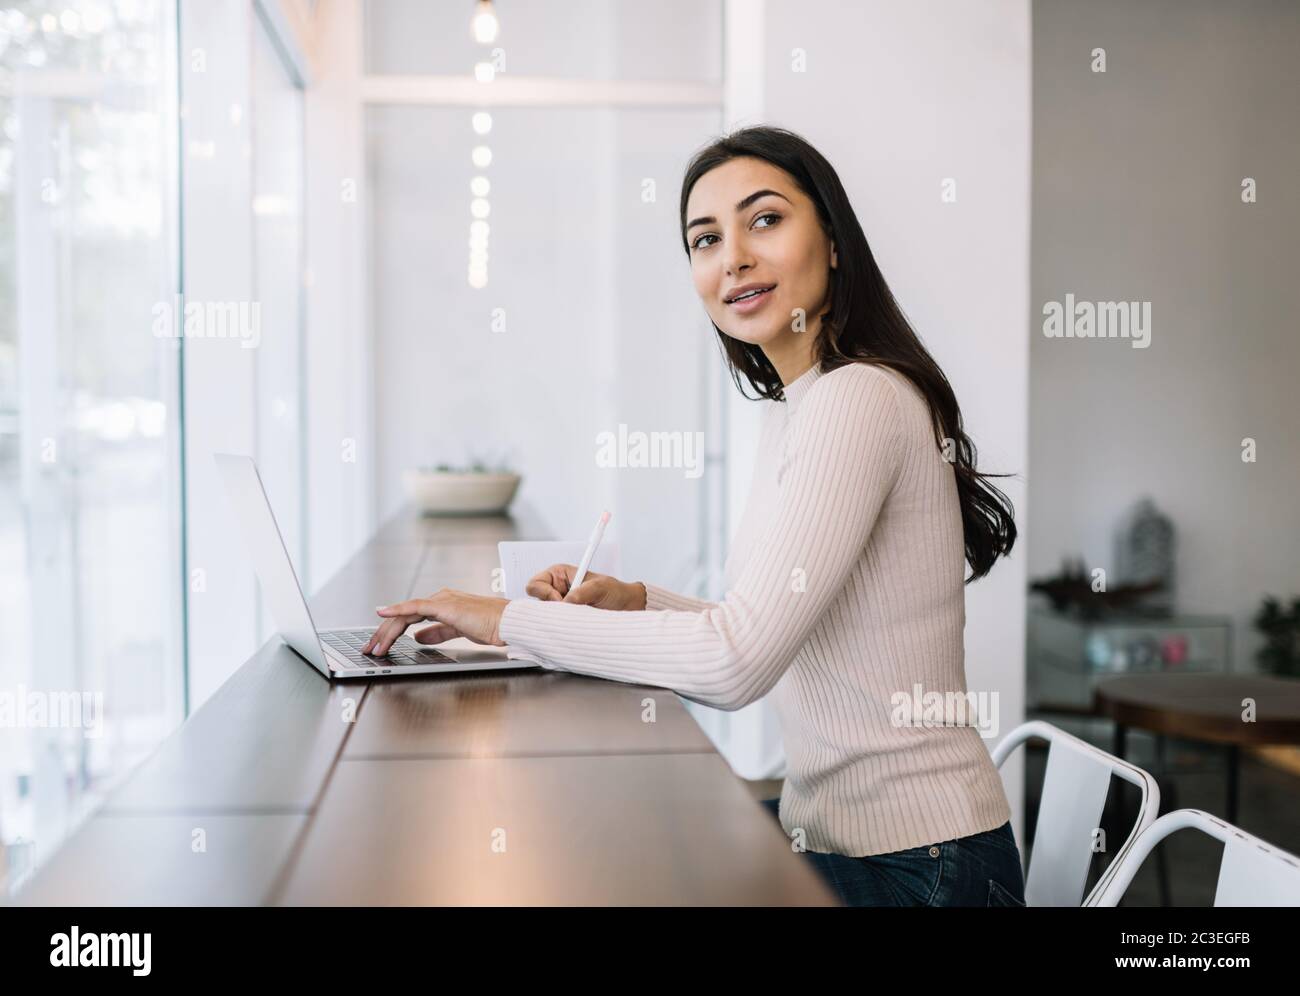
[0,0,183,891]
[251,14,305,636]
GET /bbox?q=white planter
[403,470,521,516]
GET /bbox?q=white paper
[497,541,622,602]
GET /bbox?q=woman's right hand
[526,563,647,611]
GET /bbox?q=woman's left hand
[362,588,510,655]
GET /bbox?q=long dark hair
[678,126,1016,582]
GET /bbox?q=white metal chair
[993,720,1161,906]
[1092,808,1300,906]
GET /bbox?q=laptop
[215,453,541,680]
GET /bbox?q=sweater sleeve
[498,365,905,710]
[642,582,717,613]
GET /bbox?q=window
[0,0,184,888]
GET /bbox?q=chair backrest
[1093,809,1300,906]
[993,720,1161,906]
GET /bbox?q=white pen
[568,510,611,597]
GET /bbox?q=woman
[364,126,1026,907]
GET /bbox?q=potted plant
[1253,595,1300,677]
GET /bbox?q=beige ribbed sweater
[499,361,1011,857]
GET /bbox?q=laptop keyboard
[321,629,456,668]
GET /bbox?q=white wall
[741,0,1033,815]
[1030,0,1300,674]
[303,0,376,592]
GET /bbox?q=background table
[1095,673,1300,825]
[1094,673,1300,905]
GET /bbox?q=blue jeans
[760,797,1026,907]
